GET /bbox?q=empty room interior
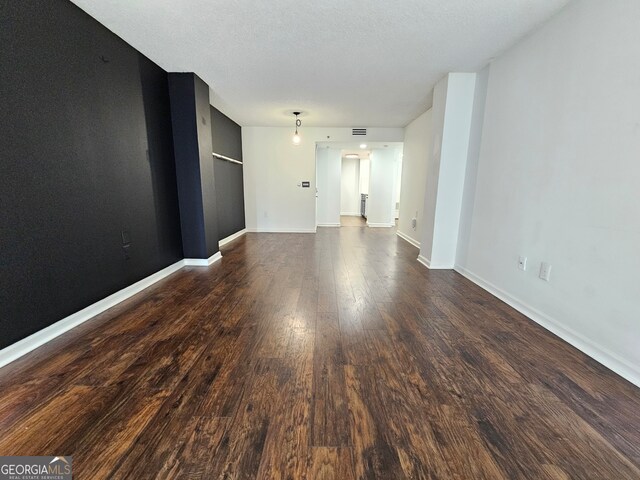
[1,0,640,478]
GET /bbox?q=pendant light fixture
[292,111,302,146]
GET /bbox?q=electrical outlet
[539,262,552,281]
[518,256,527,271]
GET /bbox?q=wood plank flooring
[1,226,639,479]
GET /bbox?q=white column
[418,73,477,268]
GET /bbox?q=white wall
[457,66,490,266]
[419,73,476,269]
[359,158,370,195]
[420,78,447,261]
[242,127,403,232]
[456,0,640,386]
[398,109,432,246]
[316,148,342,226]
[392,157,402,218]
[367,147,400,227]
[340,157,360,215]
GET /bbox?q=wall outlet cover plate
[539,262,552,281]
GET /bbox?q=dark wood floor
[1,227,639,479]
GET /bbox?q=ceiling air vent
[352,128,367,136]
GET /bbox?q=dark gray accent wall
[210,107,243,161]
[0,0,183,349]
[196,81,220,256]
[168,74,219,258]
[210,107,246,240]
[213,158,246,240]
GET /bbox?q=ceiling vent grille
[352,128,367,136]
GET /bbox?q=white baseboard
[396,230,420,249]
[454,265,640,388]
[317,223,341,227]
[367,222,394,228]
[0,259,185,370]
[417,255,430,268]
[417,255,452,270]
[184,251,222,266]
[1,248,231,369]
[219,228,246,247]
[340,212,361,216]
[245,228,317,233]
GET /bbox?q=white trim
[245,228,317,233]
[454,265,640,388]
[417,255,452,269]
[1,249,228,370]
[184,251,222,266]
[417,254,430,268]
[317,223,341,227]
[219,228,246,247]
[396,230,421,249]
[366,222,394,228]
[212,152,243,165]
[340,212,361,216]
[0,260,185,370]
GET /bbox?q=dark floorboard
[0,226,639,479]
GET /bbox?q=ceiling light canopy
[292,111,302,146]
[360,143,367,149]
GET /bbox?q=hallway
[0,228,639,479]
[340,215,366,227]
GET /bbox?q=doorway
[340,215,366,227]
[315,142,403,229]
[340,149,367,226]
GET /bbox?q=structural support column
[168,73,221,264]
[418,73,477,269]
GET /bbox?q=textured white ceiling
[71,0,569,127]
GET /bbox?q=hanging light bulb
[292,111,302,146]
